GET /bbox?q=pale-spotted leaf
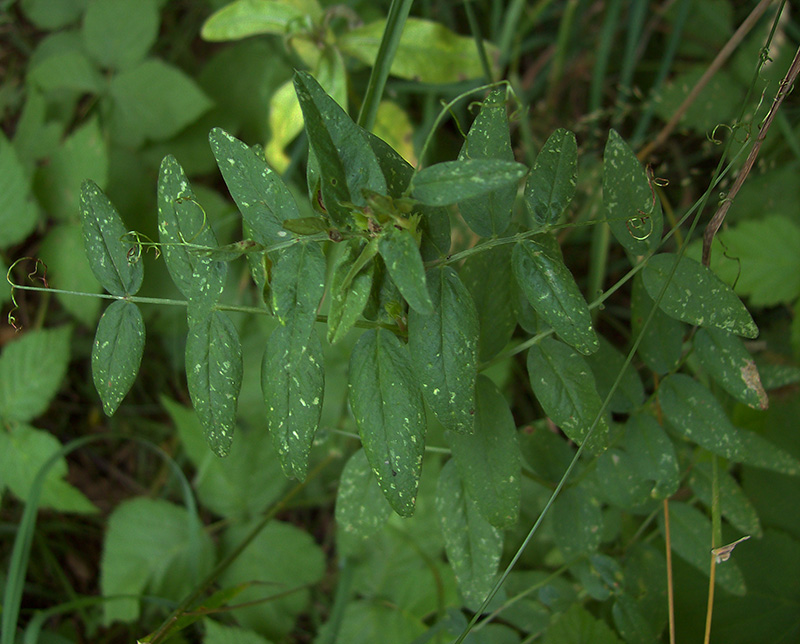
[631,273,684,374]
[378,227,433,315]
[327,239,374,344]
[551,485,603,557]
[585,336,644,413]
[689,462,762,538]
[524,128,577,227]
[347,329,425,517]
[622,414,680,500]
[412,159,526,207]
[91,300,145,416]
[270,241,326,340]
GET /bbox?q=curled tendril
[6,257,49,331]
[626,214,653,240]
[121,231,162,262]
[173,196,210,245]
[717,235,742,291]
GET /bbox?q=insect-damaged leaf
[642,253,758,338]
[327,239,374,344]
[80,180,142,296]
[185,310,243,457]
[513,238,598,355]
[378,227,433,315]
[411,159,527,207]
[91,300,145,416]
[347,329,425,517]
[262,325,323,479]
[524,128,577,228]
[408,266,478,433]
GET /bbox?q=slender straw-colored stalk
[663,499,676,644]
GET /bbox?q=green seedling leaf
[82,0,159,70]
[623,414,679,499]
[694,328,768,409]
[435,459,503,610]
[328,239,375,344]
[347,329,425,517]
[552,486,603,558]
[658,373,743,460]
[524,128,578,228]
[201,0,320,41]
[0,132,38,248]
[527,337,609,453]
[210,127,299,246]
[378,227,434,315]
[261,326,324,479]
[271,241,326,341]
[513,238,598,355]
[293,70,386,227]
[338,17,499,84]
[185,310,243,457]
[643,253,758,338]
[603,129,663,259]
[80,180,143,296]
[408,266,478,433]
[447,375,520,528]
[457,88,516,237]
[412,159,527,207]
[92,300,145,416]
[585,336,645,413]
[631,273,684,374]
[690,462,762,538]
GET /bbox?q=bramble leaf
[524,128,577,227]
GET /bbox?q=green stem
[463,0,494,82]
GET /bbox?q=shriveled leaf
[525,128,577,227]
[412,159,526,207]
[378,227,433,315]
[552,486,603,557]
[631,273,684,374]
[201,0,319,41]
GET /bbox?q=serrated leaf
[201,0,317,41]
[457,88,515,237]
[185,311,243,457]
[435,459,503,609]
[82,0,158,69]
[209,127,298,246]
[631,273,684,374]
[622,414,679,499]
[658,373,743,459]
[327,239,374,343]
[412,159,526,207]
[91,300,145,416]
[689,462,762,537]
[446,375,519,528]
[552,486,603,557]
[585,336,644,413]
[527,337,609,453]
[513,238,598,355]
[378,227,433,315]
[261,326,323,479]
[643,253,758,338]
[694,327,767,409]
[524,128,577,227]
[408,266,478,433]
[603,129,663,259]
[80,180,143,296]
[347,329,426,516]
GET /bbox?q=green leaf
[527,337,609,453]
[689,462,761,537]
[412,159,527,207]
[594,448,652,510]
[79,180,142,296]
[82,0,159,69]
[261,326,324,479]
[694,328,768,409]
[338,17,499,84]
[378,227,434,315]
[0,133,39,248]
[203,620,271,644]
[544,604,624,644]
[518,422,576,483]
[201,0,319,41]
[642,253,758,338]
[631,273,684,374]
[585,336,644,413]
[737,429,800,476]
[447,375,520,528]
[27,49,104,93]
[457,88,516,237]
[551,486,603,558]
[524,128,577,227]
[293,70,386,228]
[0,326,71,423]
[185,310,243,457]
[435,459,503,610]
[270,241,325,334]
[622,413,680,499]
[209,127,299,246]
[20,0,86,30]
[316,601,426,644]
[91,300,145,416]
[603,129,663,259]
[347,329,426,517]
[327,239,374,344]
[190,239,266,262]
[408,266,478,433]
[513,238,598,355]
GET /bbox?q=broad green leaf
[315,601,426,644]
[631,273,684,374]
[362,256,402,324]
[694,327,768,409]
[408,266,478,433]
[527,337,609,453]
[209,127,298,246]
[642,253,758,338]
[20,0,86,30]
[27,49,104,93]
[203,620,271,644]
[335,449,392,555]
[737,429,800,476]
[82,0,159,69]
[261,326,323,479]
[185,310,243,457]
[0,326,71,423]
[544,604,624,644]
[658,373,743,459]
[338,17,499,84]
[294,70,386,227]
[378,227,434,315]
[551,486,603,558]
[612,594,661,644]
[412,159,527,207]
[585,336,644,413]
[622,414,679,499]
[457,88,516,237]
[0,133,38,248]
[327,239,374,343]
[447,375,520,528]
[80,181,142,296]
[101,498,214,624]
[658,502,746,596]
[689,462,761,537]
[374,100,417,167]
[603,129,663,259]
[201,0,320,41]
[0,423,96,513]
[594,448,652,510]
[347,329,426,517]
[571,554,622,602]
[435,460,503,610]
[524,128,577,227]
[270,241,325,339]
[92,300,145,416]
[518,422,576,482]
[513,238,598,355]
